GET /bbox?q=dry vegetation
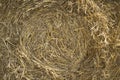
[0,0,120,80]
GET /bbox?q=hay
[0,0,120,80]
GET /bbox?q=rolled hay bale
[0,0,120,80]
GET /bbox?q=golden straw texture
[0,0,120,80]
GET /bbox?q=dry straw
[0,0,120,80]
